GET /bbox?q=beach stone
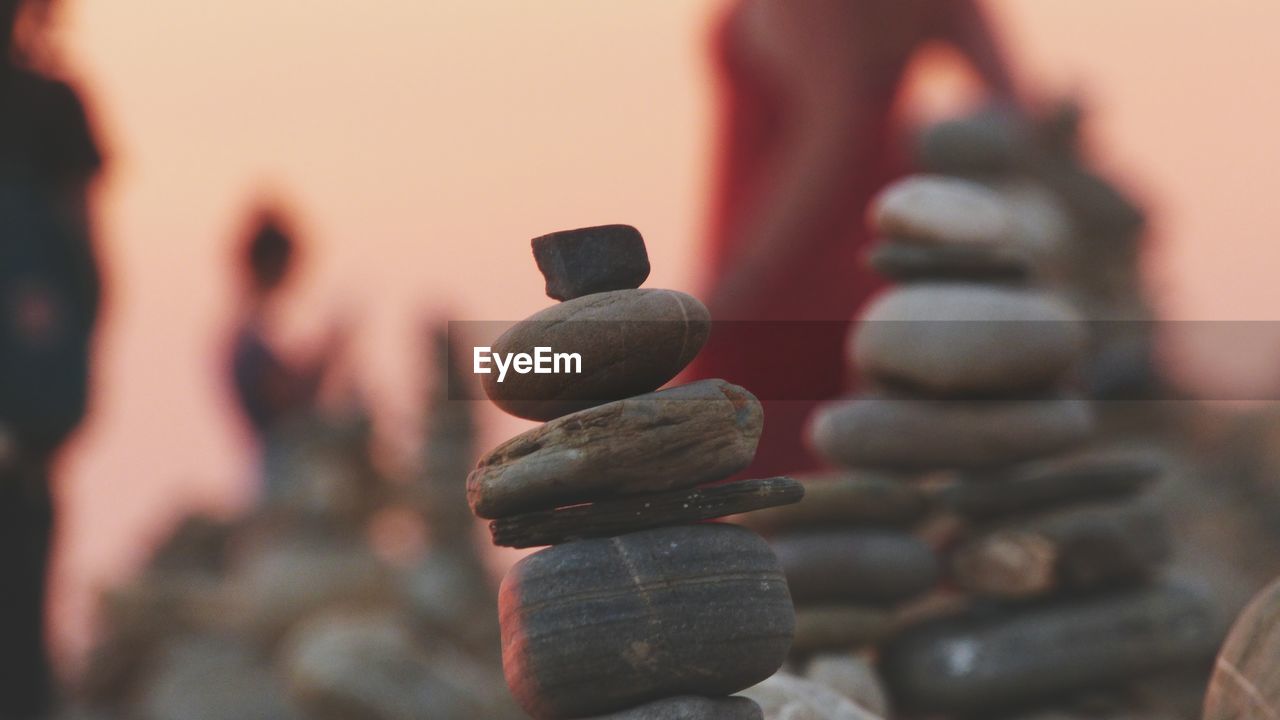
[881,585,1219,716]
[482,288,709,420]
[741,673,883,720]
[532,224,650,301]
[791,607,894,655]
[870,175,1015,246]
[853,284,1085,396]
[469,379,763,518]
[490,477,803,548]
[914,106,1030,176]
[772,531,938,606]
[943,448,1164,519]
[809,395,1094,472]
[804,654,890,717]
[1204,577,1280,720]
[868,240,1031,283]
[581,696,763,720]
[499,524,794,719]
[736,472,927,534]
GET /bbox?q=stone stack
[806,176,1218,718]
[469,224,803,720]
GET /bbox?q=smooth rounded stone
[951,499,1170,599]
[741,672,883,720]
[868,240,1031,283]
[482,288,710,420]
[804,654,890,717]
[138,634,303,720]
[881,585,1219,716]
[469,379,763,518]
[944,448,1164,520]
[491,477,803,548]
[870,175,1015,246]
[852,284,1085,397]
[499,524,794,720]
[580,696,764,720]
[791,607,895,655]
[772,531,938,606]
[735,472,927,534]
[1204,577,1280,720]
[532,224,651,301]
[914,106,1030,176]
[809,394,1094,472]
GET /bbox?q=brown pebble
[532,224,650,301]
[469,379,763,519]
[772,531,938,606]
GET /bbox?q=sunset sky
[42,0,1280,666]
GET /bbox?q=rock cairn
[801,176,1219,718]
[470,224,802,720]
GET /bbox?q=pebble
[1204,577,1280,720]
[870,175,1014,246]
[490,477,804,548]
[469,379,763,518]
[881,585,1219,716]
[771,531,938,606]
[580,696,764,720]
[532,224,651,301]
[852,284,1085,396]
[790,607,894,655]
[804,654,890,717]
[740,672,883,720]
[482,288,710,420]
[809,395,1094,472]
[499,524,794,720]
[138,634,303,720]
[868,240,1031,283]
[914,106,1029,177]
[735,472,928,534]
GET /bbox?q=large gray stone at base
[582,696,763,719]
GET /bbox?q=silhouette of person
[0,0,103,713]
[689,0,1018,477]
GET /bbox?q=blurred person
[690,0,1019,477]
[0,0,103,713]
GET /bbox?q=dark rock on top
[532,224,651,301]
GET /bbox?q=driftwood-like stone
[868,240,1031,283]
[734,472,928,534]
[942,449,1164,520]
[482,289,709,420]
[809,395,1094,472]
[490,477,803,548]
[499,524,794,720]
[951,499,1170,599]
[1204,577,1280,720]
[469,379,763,518]
[773,531,938,606]
[531,224,650,301]
[581,696,763,720]
[882,585,1218,716]
[791,606,895,655]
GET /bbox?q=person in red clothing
[691,0,1020,477]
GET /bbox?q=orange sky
[44,0,1280,666]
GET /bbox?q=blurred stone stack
[804,176,1218,719]
[469,224,803,720]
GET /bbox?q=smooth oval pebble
[881,585,1219,716]
[870,175,1014,246]
[772,531,938,606]
[853,284,1085,396]
[483,288,710,420]
[499,524,794,720]
[581,696,763,720]
[808,395,1093,472]
[469,379,763,518]
[867,240,1031,283]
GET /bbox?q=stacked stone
[469,225,803,720]
[807,177,1218,718]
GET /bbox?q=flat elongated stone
[499,524,794,720]
[853,284,1084,397]
[881,585,1218,716]
[581,696,763,720]
[483,288,710,420]
[772,531,938,606]
[469,379,763,518]
[532,225,651,301]
[735,472,928,534]
[791,606,895,655]
[943,449,1164,519]
[490,477,803,548]
[868,240,1031,283]
[871,175,1014,246]
[951,499,1170,599]
[1205,577,1280,720]
[809,395,1094,472]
